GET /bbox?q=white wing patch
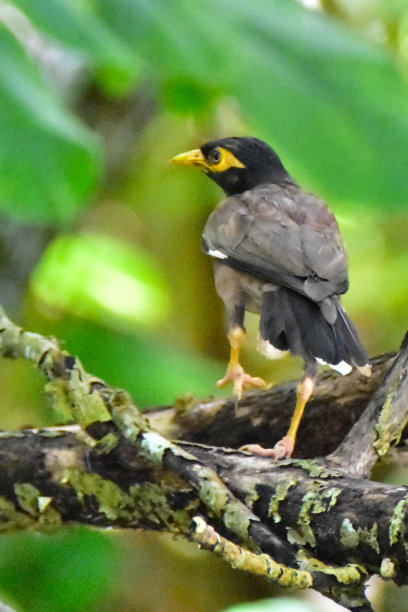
[257,338,288,360]
[208,248,228,260]
[316,357,352,376]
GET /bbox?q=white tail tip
[315,358,352,376]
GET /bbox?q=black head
[171,136,291,195]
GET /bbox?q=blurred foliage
[0,0,407,610]
[31,233,169,331]
[0,22,100,222]
[0,528,123,612]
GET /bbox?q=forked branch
[0,305,407,611]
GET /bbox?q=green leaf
[30,233,170,331]
[9,0,408,213]
[10,0,140,96]
[0,24,101,223]
[162,77,221,115]
[95,0,238,86]
[0,528,122,612]
[96,0,408,208]
[226,0,408,208]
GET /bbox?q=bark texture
[1,304,408,612]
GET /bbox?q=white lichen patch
[245,488,259,508]
[310,487,342,514]
[223,501,251,540]
[130,483,196,530]
[140,431,172,463]
[389,493,408,545]
[287,527,308,546]
[340,518,380,553]
[268,475,298,523]
[14,483,41,516]
[66,468,135,522]
[0,495,34,531]
[380,557,395,579]
[297,485,319,547]
[14,483,61,527]
[359,523,380,554]
[297,550,365,585]
[199,478,229,514]
[374,374,408,456]
[37,496,53,513]
[294,483,342,549]
[45,448,85,482]
[340,518,359,548]
[288,459,342,479]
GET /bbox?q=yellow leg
[279,376,315,457]
[217,327,267,398]
[227,326,243,373]
[242,376,315,459]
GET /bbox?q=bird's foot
[241,436,295,460]
[217,364,267,399]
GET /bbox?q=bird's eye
[208,148,222,164]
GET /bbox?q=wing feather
[202,184,349,302]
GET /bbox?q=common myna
[171,137,370,458]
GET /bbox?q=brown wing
[202,183,349,302]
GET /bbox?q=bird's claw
[217,365,267,399]
[241,436,295,460]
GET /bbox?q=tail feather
[334,303,369,367]
[259,288,369,372]
[259,289,288,351]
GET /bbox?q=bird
[171,136,371,458]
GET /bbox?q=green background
[0,0,407,610]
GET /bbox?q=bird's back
[202,182,349,303]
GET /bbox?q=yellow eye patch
[209,147,245,172]
[170,147,245,172]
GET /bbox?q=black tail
[259,287,369,370]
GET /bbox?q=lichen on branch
[0,305,408,611]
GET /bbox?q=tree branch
[328,332,408,476]
[146,353,394,458]
[1,304,408,611]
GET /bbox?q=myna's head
[171,137,289,195]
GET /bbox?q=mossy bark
[1,305,408,611]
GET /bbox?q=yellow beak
[170,149,209,169]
